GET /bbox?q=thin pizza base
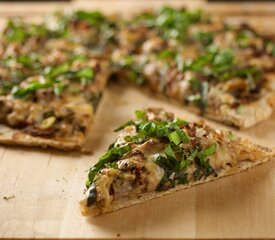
[194,93,275,129]
[0,124,91,152]
[80,140,274,216]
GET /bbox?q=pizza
[111,7,275,128]
[80,108,274,216]
[0,7,275,152]
[0,11,114,151]
[0,6,274,218]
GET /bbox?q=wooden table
[0,1,275,239]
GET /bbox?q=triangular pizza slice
[80,108,274,216]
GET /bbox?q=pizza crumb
[3,195,15,201]
[116,233,121,237]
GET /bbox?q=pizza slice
[111,7,275,128]
[80,108,274,216]
[0,48,109,152]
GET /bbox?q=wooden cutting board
[0,2,275,238]
[0,84,274,239]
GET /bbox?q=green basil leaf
[135,110,147,120]
[168,129,189,145]
[11,80,54,98]
[86,182,97,206]
[200,143,216,161]
[88,144,131,184]
[74,10,105,26]
[165,144,177,160]
[75,67,94,79]
[45,63,70,79]
[195,31,214,45]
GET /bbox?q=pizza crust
[207,93,275,129]
[0,124,91,152]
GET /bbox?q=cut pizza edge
[79,108,274,216]
[0,124,90,152]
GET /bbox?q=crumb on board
[117,233,121,237]
[3,195,15,201]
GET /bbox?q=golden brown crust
[0,124,91,152]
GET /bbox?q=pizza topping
[0,7,274,152]
[38,116,56,129]
[84,109,225,213]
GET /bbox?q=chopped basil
[213,49,234,68]
[168,129,189,145]
[193,163,216,181]
[195,31,214,46]
[0,81,16,95]
[199,143,216,160]
[154,154,172,170]
[74,10,105,26]
[165,144,177,160]
[157,49,176,60]
[119,56,135,68]
[155,7,202,40]
[87,144,131,186]
[187,79,209,114]
[154,144,193,191]
[169,118,188,129]
[17,55,38,68]
[138,121,157,136]
[11,80,54,98]
[236,30,253,48]
[227,131,236,141]
[120,112,189,144]
[104,162,118,169]
[133,7,202,41]
[5,20,28,43]
[124,132,147,144]
[5,20,48,43]
[44,63,70,79]
[135,110,147,120]
[53,82,66,96]
[155,172,170,191]
[76,68,94,85]
[86,182,97,207]
[266,41,275,56]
